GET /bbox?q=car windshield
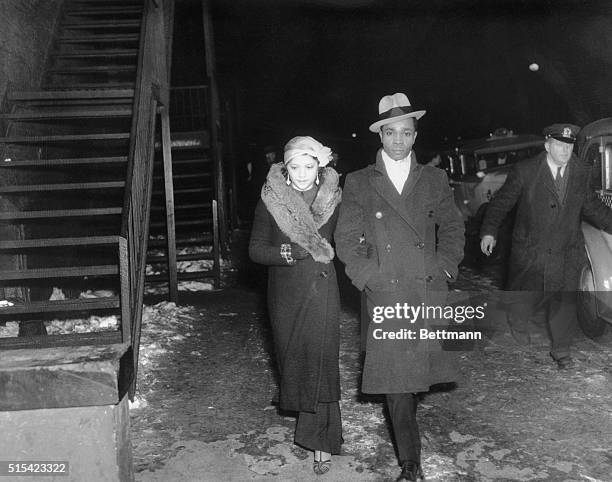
[444,133,544,179]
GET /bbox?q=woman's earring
[315,174,320,185]
[286,177,291,185]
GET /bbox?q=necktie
[555,165,563,191]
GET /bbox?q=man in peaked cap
[481,123,612,369]
[335,93,464,481]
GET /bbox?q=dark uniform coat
[249,165,342,413]
[335,151,465,394]
[481,152,612,292]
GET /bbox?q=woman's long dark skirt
[295,401,343,454]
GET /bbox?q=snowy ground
[129,263,612,481]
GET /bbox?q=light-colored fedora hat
[368,93,426,133]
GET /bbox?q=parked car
[576,118,612,338]
[447,128,544,221]
[445,128,544,267]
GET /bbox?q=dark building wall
[0,0,64,293]
[0,0,64,106]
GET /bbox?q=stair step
[0,156,127,167]
[0,331,123,350]
[72,0,142,3]
[146,270,216,282]
[150,203,211,211]
[66,7,142,15]
[150,219,213,228]
[62,20,140,28]
[0,109,132,121]
[1,181,124,193]
[9,89,134,101]
[154,158,211,166]
[0,236,121,250]
[0,208,122,221]
[0,265,118,281]
[0,297,120,316]
[44,82,135,89]
[152,173,211,181]
[147,252,214,263]
[0,133,130,144]
[48,65,137,74]
[152,187,212,196]
[52,49,138,59]
[58,34,139,43]
[0,181,125,194]
[148,235,213,247]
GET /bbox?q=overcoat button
[425,275,433,282]
[320,271,328,278]
[428,210,434,217]
[415,241,425,248]
[390,279,398,284]
[385,244,391,251]
[551,203,557,209]
[375,211,383,219]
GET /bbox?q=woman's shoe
[313,451,331,475]
[313,459,331,475]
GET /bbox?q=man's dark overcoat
[481,151,612,292]
[249,167,341,413]
[335,151,465,394]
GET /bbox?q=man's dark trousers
[386,393,420,464]
[507,290,577,358]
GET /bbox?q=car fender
[581,222,612,322]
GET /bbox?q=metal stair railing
[120,0,171,398]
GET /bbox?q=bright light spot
[351,132,357,138]
[529,63,539,72]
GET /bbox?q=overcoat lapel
[560,156,579,209]
[539,154,558,200]
[400,155,423,199]
[368,150,421,236]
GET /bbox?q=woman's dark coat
[335,151,465,394]
[481,152,612,291]
[249,165,341,413]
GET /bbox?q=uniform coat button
[425,275,433,282]
[375,211,383,219]
[385,244,391,252]
[415,241,425,248]
[390,279,398,284]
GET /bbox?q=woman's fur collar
[261,163,341,264]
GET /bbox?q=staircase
[146,86,221,296]
[0,0,171,395]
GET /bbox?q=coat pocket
[366,269,400,292]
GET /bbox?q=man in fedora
[481,123,612,369]
[335,93,464,481]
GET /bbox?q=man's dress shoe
[397,461,424,481]
[553,355,575,370]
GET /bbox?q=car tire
[577,263,608,339]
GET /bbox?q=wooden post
[118,236,131,346]
[202,0,228,252]
[160,106,178,302]
[224,97,239,229]
[212,199,221,289]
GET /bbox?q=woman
[249,136,343,475]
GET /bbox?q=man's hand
[480,235,496,256]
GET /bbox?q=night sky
[174,0,612,165]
